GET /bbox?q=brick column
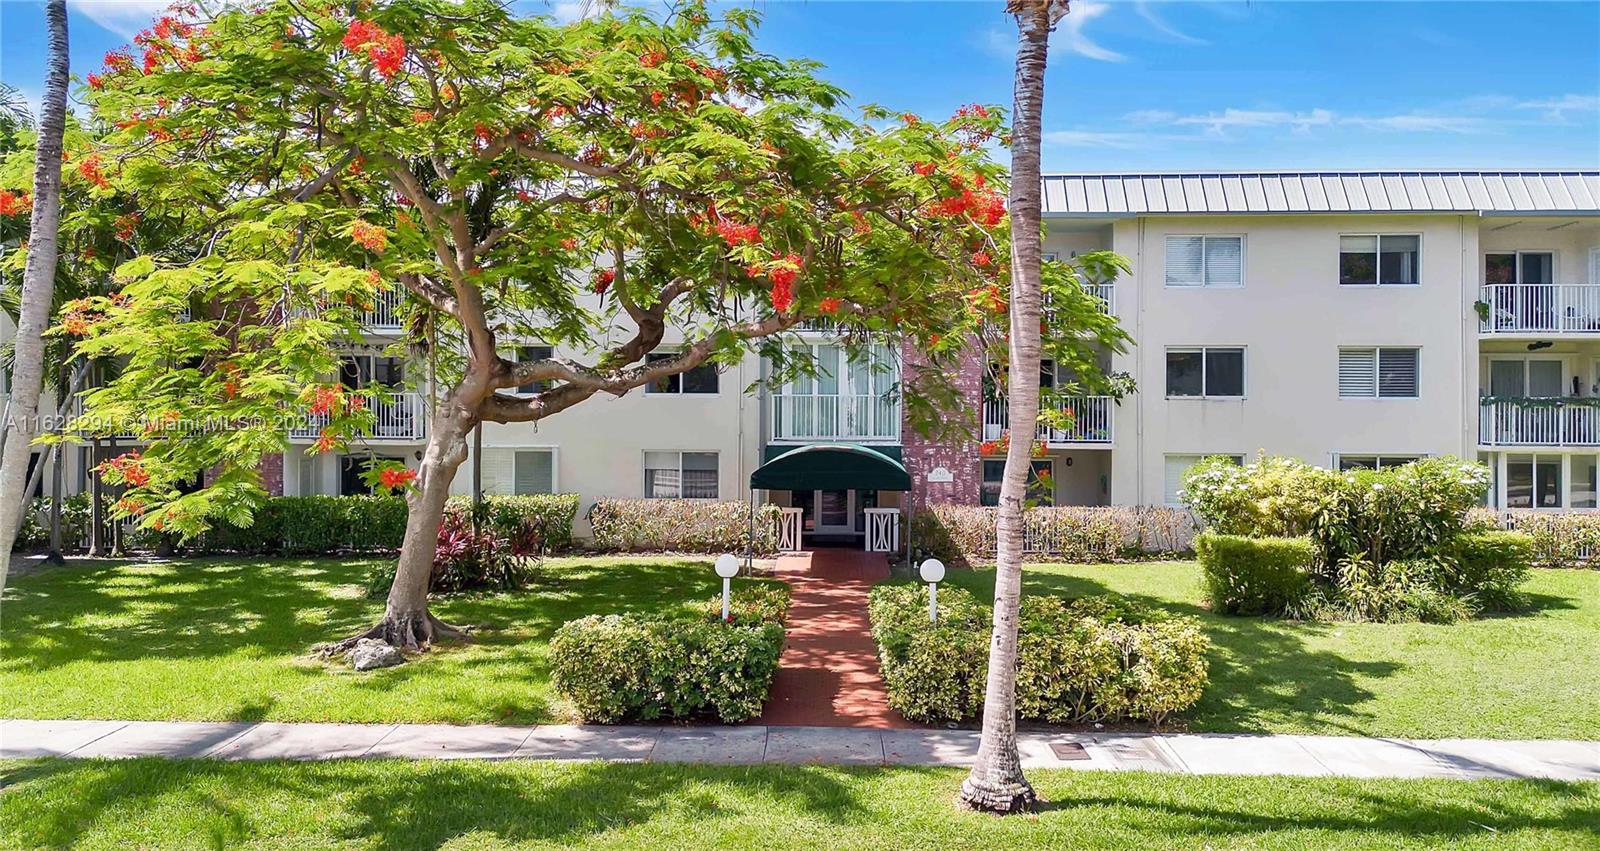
[900,338,984,509]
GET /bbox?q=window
[1166,347,1244,398]
[1485,252,1554,286]
[339,354,403,389]
[1164,454,1243,505]
[1575,456,1598,509]
[1165,235,1243,288]
[513,449,555,495]
[1335,455,1422,472]
[980,459,1053,506]
[1340,235,1420,286]
[1339,348,1418,398]
[1505,454,1562,509]
[646,352,719,394]
[644,451,718,498]
[516,345,553,395]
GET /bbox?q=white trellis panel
[777,507,804,552]
[864,508,900,553]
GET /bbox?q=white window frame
[1338,347,1420,400]
[1484,250,1557,285]
[642,450,720,499]
[980,457,1054,507]
[1164,234,1245,289]
[1330,453,1426,472]
[512,344,554,396]
[645,351,721,396]
[1338,233,1421,287]
[1165,346,1247,399]
[511,446,560,495]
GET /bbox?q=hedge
[550,583,790,723]
[910,504,1197,565]
[589,498,781,555]
[1445,530,1533,612]
[868,584,1209,726]
[447,493,579,553]
[1474,510,1600,569]
[1194,533,1316,616]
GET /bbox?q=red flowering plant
[60,0,1129,652]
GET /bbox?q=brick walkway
[757,548,911,728]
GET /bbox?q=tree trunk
[46,443,64,564]
[960,0,1060,815]
[320,397,475,654]
[0,0,68,594]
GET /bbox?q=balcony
[770,393,899,443]
[1479,284,1600,335]
[362,287,407,332]
[1479,398,1600,447]
[290,392,428,442]
[982,395,1114,445]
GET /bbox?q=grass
[1,758,1594,850]
[943,561,1600,740]
[0,555,779,725]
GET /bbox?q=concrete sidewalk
[3,719,1596,781]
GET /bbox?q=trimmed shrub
[448,494,579,554]
[1194,533,1316,616]
[589,499,781,555]
[868,584,1209,726]
[911,504,1197,565]
[1446,530,1533,612]
[13,495,94,552]
[551,585,789,723]
[363,503,545,597]
[198,495,408,555]
[699,582,792,626]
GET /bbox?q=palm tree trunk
[960,0,1064,814]
[0,0,68,593]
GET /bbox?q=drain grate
[1049,742,1090,761]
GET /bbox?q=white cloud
[1515,94,1600,121]
[1169,108,1335,136]
[68,0,169,41]
[1341,114,1486,134]
[1044,129,1162,149]
[1055,1,1125,62]
[1135,0,1206,45]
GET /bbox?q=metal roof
[1040,171,1600,217]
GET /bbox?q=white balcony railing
[1479,399,1600,447]
[362,287,406,331]
[982,395,1114,445]
[1479,284,1600,335]
[770,393,899,443]
[290,391,427,441]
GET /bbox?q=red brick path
[757,549,911,728]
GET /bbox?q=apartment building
[9,170,1600,546]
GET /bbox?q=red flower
[0,190,31,216]
[901,113,919,125]
[114,212,140,241]
[411,110,433,124]
[769,279,794,313]
[344,21,405,79]
[313,428,339,454]
[955,103,990,119]
[104,50,134,72]
[912,161,936,176]
[593,268,615,294]
[971,251,992,267]
[560,237,578,250]
[818,297,842,314]
[87,73,105,90]
[640,50,665,68]
[76,155,110,189]
[378,466,417,490]
[715,218,760,247]
[350,220,389,253]
[307,384,344,416]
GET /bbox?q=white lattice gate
[864,508,900,553]
[777,507,804,552]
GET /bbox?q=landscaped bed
[3,555,1598,739]
[1,758,1594,850]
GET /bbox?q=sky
[2,0,1597,172]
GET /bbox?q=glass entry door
[814,489,854,535]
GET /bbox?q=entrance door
[813,489,854,535]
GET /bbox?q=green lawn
[1,759,1594,850]
[944,561,1600,740]
[0,555,774,725]
[4,556,1598,739]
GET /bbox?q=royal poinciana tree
[50,0,1096,650]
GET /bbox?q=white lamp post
[715,553,740,622]
[919,558,945,623]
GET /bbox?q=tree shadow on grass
[0,758,872,850]
[1,556,783,725]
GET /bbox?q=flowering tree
[50,0,1040,651]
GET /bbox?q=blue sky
[3,1,1596,171]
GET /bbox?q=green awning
[751,444,910,491]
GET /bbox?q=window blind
[1165,236,1204,286]
[513,450,554,495]
[1339,349,1377,397]
[1377,348,1419,397]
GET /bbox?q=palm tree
[959,0,1069,814]
[0,0,69,591]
